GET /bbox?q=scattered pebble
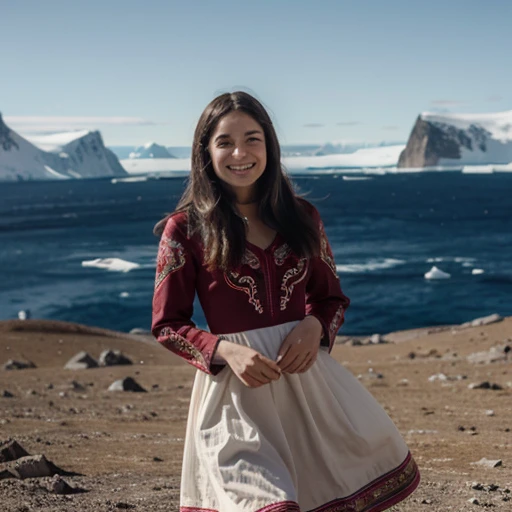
[471,458,502,468]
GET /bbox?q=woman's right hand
[215,340,281,388]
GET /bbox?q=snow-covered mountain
[398,110,512,168]
[129,142,175,159]
[0,113,127,181]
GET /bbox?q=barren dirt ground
[0,318,511,511]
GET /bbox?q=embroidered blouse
[151,201,350,375]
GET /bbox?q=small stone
[108,377,146,393]
[472,458,502,468]
[0,439,30,463]
[2,390,14,398]
[64,351,98,370]
[471,482,484,490]
[485,410,495,416]
[153,456,163,462]
[49,475,79,495]
[99,349,133,367]
[468,497,479,504]
[115,503,136,509]
[2,359,36,370]
[370,334,384,344]
[421,498,433,504]
[468,381,503,390]
[428,373,448,382]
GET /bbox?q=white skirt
[180,321,419,512]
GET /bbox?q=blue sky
[2,0,511,146]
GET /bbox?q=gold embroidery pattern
[329,305,345,345]
[224,271,263,314]
[273,243,291,266]
[179,454,419,512]
[319,222,339,279]
[280,258,309,311]
[155,234,186,288]
[241,248,260,269]
[158,327,207,371]
[310,454,419,511]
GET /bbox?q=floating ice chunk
[82,258,140,273]
[424,266,451,280]
[472,268,485,275]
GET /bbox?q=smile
[227,163,255,171]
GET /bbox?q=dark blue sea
[1,172,511,335]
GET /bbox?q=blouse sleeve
[151,215,224,375]
[305,207,350,352]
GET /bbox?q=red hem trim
[180,452,420,512]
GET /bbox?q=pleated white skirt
[180,321,419,512]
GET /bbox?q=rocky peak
[0,112,20,152]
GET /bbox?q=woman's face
[208,111,267,203]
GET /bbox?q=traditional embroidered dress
[152,201,420,512]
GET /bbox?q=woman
[152,91,419,512]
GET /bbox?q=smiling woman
[151,91,419,512]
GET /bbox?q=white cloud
[3,116,163,134]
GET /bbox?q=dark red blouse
[151,201,350,375]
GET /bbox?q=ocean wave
[336,258,405,273]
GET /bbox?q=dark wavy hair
[154,91,320,270]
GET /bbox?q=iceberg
[0,113,127,181]
[424,266,451,280]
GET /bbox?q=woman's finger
[298,355,316,373]
[285,353,310,374]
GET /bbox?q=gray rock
[99,349,133,367]
[370,334,385,344]
[64,351,98,370]
[471,457,502,468]
[467,345,510,364]
[2,359,36,370]
[108,377,146,393]
[468,381,503,390]
[49,475,82,495]
[9,454,64,479]
[461,313,503,328]
[0,439,30,463]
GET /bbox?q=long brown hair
[154,91,320,270]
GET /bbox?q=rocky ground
[0,317,511,512]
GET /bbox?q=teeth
[229,164,253,171]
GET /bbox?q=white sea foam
[82,258,140,273]
[336,258,405,273]
[111,176,149,183]
[424,266,451,280]
[472,268,485,275]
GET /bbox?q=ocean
[0,172,511,336]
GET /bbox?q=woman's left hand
[276,316,323,374]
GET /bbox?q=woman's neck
[235,201,259,222]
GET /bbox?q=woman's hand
[277,316,323,374]
[216,340,282,388]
